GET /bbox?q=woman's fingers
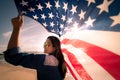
[19,15,24,26]
[11,16,24,29]
[19,15,24,22]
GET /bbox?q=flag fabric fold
[14,0,120,80]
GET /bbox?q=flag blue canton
[14,0,120,36]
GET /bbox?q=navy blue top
[4,47,62,80]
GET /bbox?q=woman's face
[44,38,56,54]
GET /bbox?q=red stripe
[62,39,120,79]
[62,48,93,80]
[65,61,78,80]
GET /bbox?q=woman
[4,16,67,80]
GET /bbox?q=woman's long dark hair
[48,36,67,79]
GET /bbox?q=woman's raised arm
[7,16,24,49]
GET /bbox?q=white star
[50,22,55,27]
[73,21,79,28]
[48,12,54,19]
[61,15,66,21]
[71,21,79,32]
[97,0,114,14]
[78,10,86,20]
[60,24,64,29]
[64,26,69,32]
[70,5,77,15]
[21,11,27,15]
[20,0,28,6]
[59,31,63,35]
[51,29,55,32]
[33,15,38,20]
[29,7,35,12]
[67,18,72,24]
[45,2,52,9]
[86,0,95,6]
[41,14,46,20]
[85,17,96,27]
[43,22,48,27]
[63,2,68,12]
[110,13,120,27]
[55,1,60,9]
[56,13,59,18]
[37,3,43,11]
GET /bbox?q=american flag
[14,0,120,80]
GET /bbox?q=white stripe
[61,30,120,55]
[62,44,115,80]
[63,53,82,80]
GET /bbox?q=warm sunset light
[0,0,120,80]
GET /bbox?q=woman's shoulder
[44,55,59,66]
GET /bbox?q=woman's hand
[11,16,24,30]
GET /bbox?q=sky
[0,0,58,53]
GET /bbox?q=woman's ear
[54,47,56,51]
[53,47,57,52]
